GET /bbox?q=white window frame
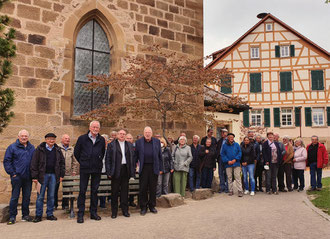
[281,108,293,127]
[280,45,290,57]
[312,108,325,126]
[266,23,272,31]
[250,109,262,127]
[251,47,260,59]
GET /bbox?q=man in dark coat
[30,133,65,222]
[134,126,163,216]
[201,128,217,148]
[254,134,264,192]
[106,129,135,218]
[216,129,228,193]
[74,121,105,223]
[262,132,283,194]
[4,129,35,225]
[189,135,202,191]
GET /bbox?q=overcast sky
[204,0,330,57]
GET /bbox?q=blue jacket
[221,140,242,168]
[3,139,35,178]
[74,132,105,173]
[134,137,163,175]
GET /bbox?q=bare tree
[83,46,245,137]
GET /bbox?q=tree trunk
[162,113,167,139]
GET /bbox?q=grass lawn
[307,177,330,215]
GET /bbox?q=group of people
[215,130,328,197]
[3,122,329,225]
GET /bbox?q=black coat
[134,137,163,175]
[74,132,105,173]
[30,142,65,184]
[201,136,217,148]
[262,141,282,165]
[190,144,202,169]
[199,146,216,170]
[254,142,263,164]
[161,147,173,174]
[105,139,135,179]
[216,137,226,162]
[240,143,256,165]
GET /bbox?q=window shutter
[295,107,301,127]
[290,45,295,57]
[250,74,255,93]
[305,107,312,127]
[275,45,280,57]
[311,70,324,90]
[280,72,286,91]
[250,73,262,93]
[327,107,330,126]
[274,108,280,127]
[264,108,270,127]
[221,78,232,94]
[280,72,292,92]
[243,110,249,127]
[256,73,262,92]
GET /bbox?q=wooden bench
[62,174,139,218]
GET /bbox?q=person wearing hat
[220,133,243,197]
[30,133,65,223]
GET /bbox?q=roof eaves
[205,13,330,69]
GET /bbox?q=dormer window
[266,23,272,31]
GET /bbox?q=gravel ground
[1,171,329,239]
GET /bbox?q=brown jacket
[283,143,294,164]
[59,143,79,175]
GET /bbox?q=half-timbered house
[206,13,330,148]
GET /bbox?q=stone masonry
[0,0,204,203]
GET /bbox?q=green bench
[62,174,139,218]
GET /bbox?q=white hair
[18,129,29,137]
[283,135,290,140]
[61,134,70,139]
[144,126,152,133]
[193,135,200,140]
[179,136,187,143]
[90,120,100,127]
[295,138,305,147]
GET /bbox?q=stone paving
[0,171,329,239]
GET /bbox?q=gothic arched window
[73,19,110,115]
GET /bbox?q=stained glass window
[73,19,110,115]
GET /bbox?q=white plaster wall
[282,31,299,40]
[274,32,285,41]
[274,23,285,31]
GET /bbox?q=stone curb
[303,192,330,222]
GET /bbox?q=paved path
[1,171,329,239]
